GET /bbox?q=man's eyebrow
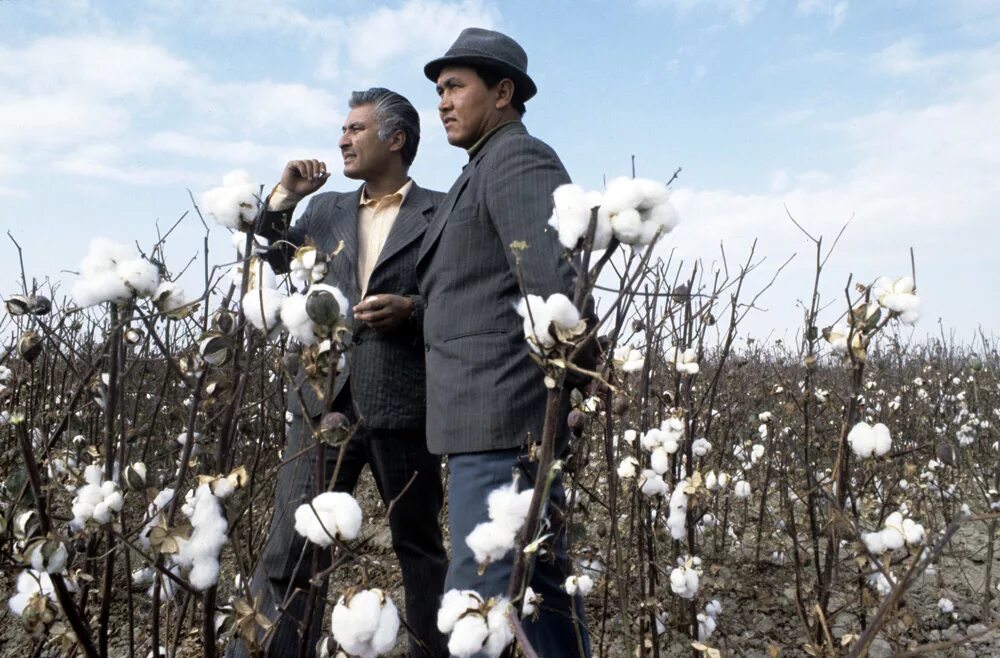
[342,121,365,131]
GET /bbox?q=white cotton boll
[242,287,285,333]
[549,184,593,249]
[437,590,482,634]
[705,471,720,491]
[517,294,553,352]
[544,294,581,331]
[486,482,533,532]
[72,271,132,307]
[8,570,58,616]
[880,527,905,552]
[872,423,892,456]
[201,170,258,229]
[645,198,680,233]
[280,293,318,345]
[718,472,730,488]
[697,613,716,641]
[650,447,671,475]
[466,521,517,565]
[734,481,751,499]
[633,178,670,210]
[902,519,924,544]
[848,422,879,459]
[448,614,490,657]
[293,492,363,546]
[331,589,399,658]
[104,490,124,512]
[484,599,514,658]
[692,438,712,457]
[81,238,137,276]
[863,531,886,555]
[617,457,640,479]
[938,598,954,614]
[608,208,644,245]
[564,575,594,596]
[29,542,68,574]
[614,345,645,373]
[662,416,686,437]
[93,502,112,524]
[177,484,228,591]
[639,470,668,497]
[669,565,699,599]
[522,587,538,616]
[116,258,160,298]
[640,428,665,451]
[623,429,637,446]
[602,177,643,214]
[705,599,722,618]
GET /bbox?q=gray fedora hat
[424,27,537,102]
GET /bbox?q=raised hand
[279,159,330,198]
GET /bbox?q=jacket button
[424,342,431,352]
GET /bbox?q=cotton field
[1,174,998,658]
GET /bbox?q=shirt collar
[359,179,413,207]
[467,120,520,159]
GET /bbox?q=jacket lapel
[417,165,474,265]
[372,184,432,273]
[321,188,362,302]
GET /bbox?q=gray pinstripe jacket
[258,183,443,428]
[417,122,577,455]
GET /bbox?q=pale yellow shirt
[357,180,412,297]
[268,181,414,297]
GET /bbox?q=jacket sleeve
[484,137,601,385]
[483,136,575,299]
[255,195,313,275]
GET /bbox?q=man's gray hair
[349,87,420,167]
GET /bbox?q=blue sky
[1,0,998,341]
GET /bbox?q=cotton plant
[617,456,640,479]
[733,480,751,499]
[516,293,586,356]
[294,492,363,547]
[173,484,228,590]
[70,238,161,308]
[465,478,534,566]
[201,170,259,230]
[861,511,925,555]
[638,469,668,497]
[330,588,400,658]
[7,569,61,626]
[665,479,691,540]
[289,245,330,289]
[848,421,892,459]
[872,275,921,324]
[665,345,700,375]
[70,464,125,531]
[640,416,685,475]
[612,344,645,373]
[436,590,513,658]
[564,574,594,596]
[26,539,69,575]
[669,555,702,599]
[698,599,723,641]
[152,281,195,319]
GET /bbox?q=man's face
[338,104,392,181]
[436,66,497,149]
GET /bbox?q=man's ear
[388,129,406,154]
[494,78,515,110]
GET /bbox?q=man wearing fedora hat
[417,28,592,657]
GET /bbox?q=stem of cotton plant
[506,387,565,604]
[14,420,101,658]
[99,302,126,658]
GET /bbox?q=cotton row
[465,479,534,566]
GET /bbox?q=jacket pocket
[442,328,504,343]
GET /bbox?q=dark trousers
[446,448,592,658]
[229,398,449,658]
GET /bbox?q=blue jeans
[446,448,591,658]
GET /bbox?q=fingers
[287,159,329,181]
[353,295,388,314]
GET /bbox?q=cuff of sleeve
[267,184,303,212]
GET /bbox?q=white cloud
[658,42,1000,335]
[796,0,848,30]
[0,93,130,149]
[345,0,497,71]
[638,0,765,25]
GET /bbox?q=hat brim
[424,55,537,102]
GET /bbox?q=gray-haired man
[231,88,448,658]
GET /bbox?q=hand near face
[280,159,330,197]
[353,294,413,333]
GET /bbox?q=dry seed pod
[4,294,31,316]
[199,332,231,367]
[612,394,630,416]
[125,328,143,345]
[567,409,587,436]
[936,442,957,466]
[305,290,341,326]
[212,309,238,336]
[28,296,52,316]
[18,331,43,363]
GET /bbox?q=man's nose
[338,133,350,149]
[438,95,451,113]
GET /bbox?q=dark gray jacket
[417,122,577,455]
[258,184,442,428]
